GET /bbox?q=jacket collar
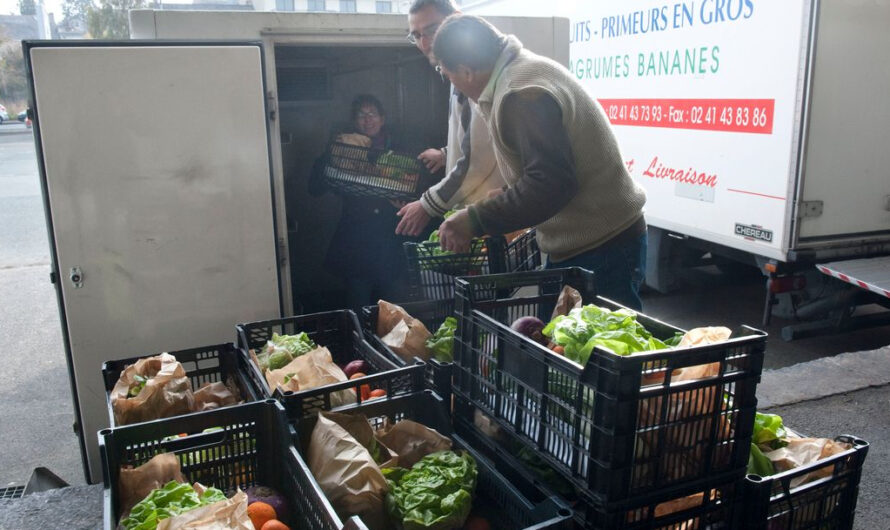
[478,35,523,109]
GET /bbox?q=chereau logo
[735,223,773,242]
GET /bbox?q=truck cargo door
[25,41,283,483]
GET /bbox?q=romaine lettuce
[384,450,477,530]
[425,317,457,362]
[120,480,226,530]
[542,304,670,364]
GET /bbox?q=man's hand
[438,209,474,253]
[396,200,432,236]
[417,148,445,173]
[486,187,504,199]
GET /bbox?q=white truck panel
[798,0,890,241]
[466,0,890,262]
[29,44,281,482]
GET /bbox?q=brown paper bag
[637,327,733,481]
[156,488,252,530]
[111,353,195,426]
[765,438,852,488]
[118,453,186,520]
[550,285,583,322]
[375,300,432,362]
[331,133,373,172]
[265,347,354,406]
[376,419,452,469]
[193,380,242,412]
[308,412,390,530]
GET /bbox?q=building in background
[252,0,407,13]
[0,0,53,40]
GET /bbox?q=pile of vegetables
[121,480,227,530]
[425,317,457,363]
[375,151,419,183]
[255,332,317,372]
[383,451,478,530]
[539,305,683,364]
[245,486,290,530]
[747,412,788,477]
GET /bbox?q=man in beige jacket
[395,0,505,236]
[434,15,648,309]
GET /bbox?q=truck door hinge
[278,237,288,266]
[798,200,823,219]
[267,91,277,122]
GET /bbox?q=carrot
[368,389,386,399]
[360,384,371,400]
[551,345,565,355]
[349,372,367,380]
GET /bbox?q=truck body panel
[463,0,890,263]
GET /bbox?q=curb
[757,345,890,408]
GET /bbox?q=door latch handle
[70,267,83,288]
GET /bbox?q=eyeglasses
[406,22,441,45]
[357,111,381,119]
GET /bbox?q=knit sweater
[472,36,646,262]
[420,88,504,217]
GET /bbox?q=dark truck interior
[273,44,451,314]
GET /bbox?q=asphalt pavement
[0,122,887,528]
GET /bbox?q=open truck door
[24,41,285,483]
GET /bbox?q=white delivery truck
[24,10,567,483]
[462,0,890,338]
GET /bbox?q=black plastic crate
[744,435,869,530]
[99,400,366,530]
[361,298,455,400]
[322,141,431,201]
[452,267,767,506]
[292,390,574,530]
[102,342,262,428]
[456,412,742,530]
[236,309,413,402]
[404,228,541,301]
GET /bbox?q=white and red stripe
[817,257,890,299]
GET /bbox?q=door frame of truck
[24,39,284,482]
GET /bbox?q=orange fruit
[247,501,277,529]
[349,372,367,380]
[369,389,386,399]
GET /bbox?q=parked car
[17,110,27,122]
[0,104,9,123]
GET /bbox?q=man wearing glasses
[395,0,505,237]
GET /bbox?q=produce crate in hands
[322,141,431,201]
[102,342,262,428]
[292,389,575,530]
[452,267,767,506]
[404,228,541,301]
[237,309,424,420]
[744,435,869,530]
[361,298,455,400]
[99,400,366,530]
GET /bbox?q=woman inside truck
[309,94,424,311]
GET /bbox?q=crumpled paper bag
[376,300,432,362]
[265,346,354,406]
[637,327,733,482]
[111,353,195,426]
[193,380,242,412]
[765,437,852,488]
[156,488,252,530]
[331,133,373,172]
[376,419,452,469]
[550,285,583,322]
[308,412,391,530]
[117,453,186,520]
